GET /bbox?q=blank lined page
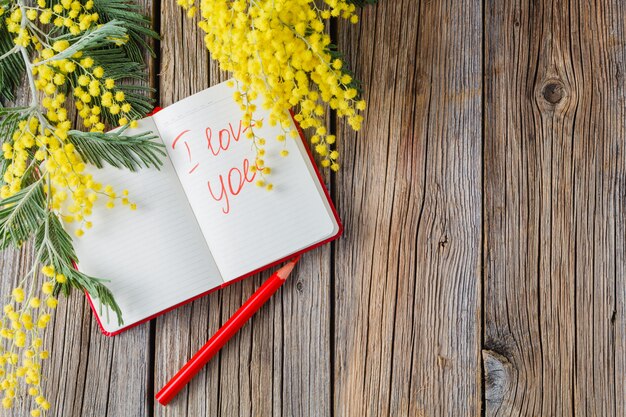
[68,118,223,334]
[153,81,338,281]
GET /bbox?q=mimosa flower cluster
[0,0,160,413]
[178,0,372,185]
[0,265,60,415]
[2,1,140,236]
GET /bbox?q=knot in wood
[482,350,512,405]
[541,81,565,104]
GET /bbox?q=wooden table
[1,1,625,416]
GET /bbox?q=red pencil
[156,257,300,406]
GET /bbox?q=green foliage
[0,0,161,324]
[73,1,160,125]
[68,126,165,171]
[0,107,28,144]
[35,211,123,324]
[54,14,157,127]
[325,43,365,98]
[92,0,158,64]
[345,0,378,6]
[0,180,46,250]
[37,20,129,64]
[0,24,24,103]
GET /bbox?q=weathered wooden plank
[483,0,625,415]
[153,6,221,417]
[4,2,625,416]
[0,235,41,416]
[0,71,104,417]
[153,6,217,417]
[616,9,626,405]
[0,50,47,415]
[60,2,159,416]
[154,3,332,417]
[603,5,626,415]
[333,1,482,416]
[0,1,158,416]
[571,4,625,414]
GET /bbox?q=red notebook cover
[84,107,342,336]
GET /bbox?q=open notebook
[69,80,341,336]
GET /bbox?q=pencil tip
[277,257,299,280]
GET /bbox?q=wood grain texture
[0,1,156,416]
[333,1,482,416]
[154,3,332,417]
[484,0,626,416]
[2,0,626,416]
[47,1,159,416]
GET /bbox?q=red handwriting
[205,120,257,157]
[171,119,262,214]
[207,158,257,214]
[171,129,199,174]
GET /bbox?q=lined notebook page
[69,118,223,334]
[153,81,338,281]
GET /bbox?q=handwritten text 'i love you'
[171,120,259,214]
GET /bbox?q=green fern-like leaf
[114,85,155,119]
[344,0,378,6]
[67,127,165,171]
[325,43,365,98]
[0,1,161,328]
[0,180,47,250]
[50,4,159,126]
[36,20,129,65]
[35,210,78,265]
[35,211,123,324]
[0,107,29,146]
[86,49,147,79]
[0,24,25,103]
[92,0,159,64]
